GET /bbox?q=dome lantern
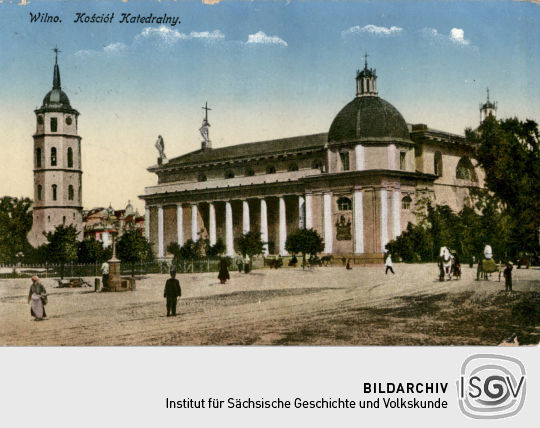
[356,53,378,97]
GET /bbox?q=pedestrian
[244,254,250,273]
[385,252,395,275]
[235,254,243,273]
[218,257,230,284]
[28,276,47,321]
[163,270,181,317]
[504,262,513,292]
[346,258,352,270]
[101,260,109,290]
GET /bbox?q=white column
[355,144,365,171]
[305,193,312,229]
[388,144,396,170]
[157,205,164,258]
[242,200,250,234]
[191,203,198,242]
[279,196,288,256]
[225,201,234,257]
[209,203,216,246]
[353,190,364,254]
[260,199,268,255]
[380,189,388,253]
[144,206,150,240]
[392,190,401,239]
[323,192,333,254]
[176,204,184,246]
[298,196,305,229]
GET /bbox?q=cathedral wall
[163,205,177,256]
[149,206,158,256]
[331,193,353,254]
[365,146,388,170]
[310,193,323,237]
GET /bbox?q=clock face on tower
[65,116,72,125]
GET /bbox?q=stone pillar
[209,203,216,246]
[392,190,401,239]
[260,199,269,255]
[279,196,288,256]
[380,189,388,253]
[242,200,250,234]
[355,144,365,171]
[323,192,333,253]
[305,193,312,229]
[354,190,364,254]
[388,144,396,170]
[298,196,305,229]
[144,206,150,240]
[157,205,164,258]
[191,203,198,242]
[176,204,184,246]
[225,201,234,257]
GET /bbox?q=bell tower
[479,88,497,124]
[28,48,83,247]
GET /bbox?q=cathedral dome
[328,60,410,142]
[328,96,409,142]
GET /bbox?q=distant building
[141,60,487,261]
[28,50,83,247]
[83,201,144,247]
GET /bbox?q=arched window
[434,151,443,177]
[456,157,477,181]
[402,196,412,210]
[52,184,57,201]
[37,185,42,201]
[198,173,207,182]
[337,197,352,211]
[266,165,276,174]
[245,167,255,177]
[288,163,299,172]
[68,185,74,201]
[339,151,350,171]
[36,148,42,168]
[225,170,235,179]
[50,147,57,166]
[67,147,73,168]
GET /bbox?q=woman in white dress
[28,276,47,320]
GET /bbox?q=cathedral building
[28,51,83,247]
[140,60,485,262]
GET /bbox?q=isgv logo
[457,354,526,419]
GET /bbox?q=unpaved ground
[1,264,538,346]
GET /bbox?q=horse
[476,245,497,280]
[439,247,453,281]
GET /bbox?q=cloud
[449,28,469,45]
[190,30,225,40]
[246,31,288,46]
[342,24,403,36]
[75,42,127,57]
[136,26,225,45]
[103,42,127,53]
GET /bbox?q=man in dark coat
[504,262,513,292]
[163,270,181,316]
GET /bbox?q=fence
[0,259,236,279]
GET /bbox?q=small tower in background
[480,88,497,124]
[356,53,378,97]
[28,48,83,247]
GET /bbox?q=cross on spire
[364,52,369,69]
[202,101,211,122]
[486,87,490,102]
[52,46,61,64]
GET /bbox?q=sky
[0,0,538,213]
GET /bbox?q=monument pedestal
[102,256,135,292]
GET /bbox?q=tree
[43,225,80,278]
[235,231,265,268]
[207,238,226,258]
[467,117,539,256]
[117,228,154,276]
[78,237,110,264]
[285,228,324,269]
[0,196,33,263]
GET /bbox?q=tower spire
[356,54,378,97]
[52,46,61,89]
[479,87,497,124]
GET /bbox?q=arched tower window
[37,185,42,201]
[288,163,299,172]
[50,147,57,166]
[52,184,57,201]
[337,197,352,211]
[402,196,412,210]
[36,148,42,168]
[434,151,443,177]
[225,170,235,179]
[68,185,74,201]
[456,157,477,181]
[67,147,73,168]
[266,165,276,174]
